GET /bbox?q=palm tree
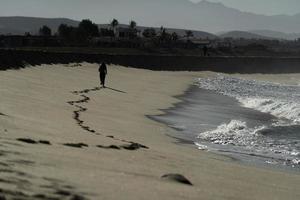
[171,32,179,41]
[160,26,166,34]
[110,18,119,36]
[185,30,194,40]
[129,20,137,29]
[39,25,52,36]
[129,20,138,38]
[142,28,156,38]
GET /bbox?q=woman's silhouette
[98,62,107,87]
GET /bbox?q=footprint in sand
[68,87,149,151]
[161,173,193,186]
[17,138,51,145]
[63,143,88,148]
[97,143,149,151]
[0,134,89,199]
[0,112,7,117]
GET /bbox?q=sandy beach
[0,63,299,200]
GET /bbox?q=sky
[0,0,299,18]
[190,0,300,15]
[0,0,299,33]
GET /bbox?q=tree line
[38,19,195,46]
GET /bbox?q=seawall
[1,49,300,73]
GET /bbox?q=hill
[0,17,217,39]
[249,30,300,40]
[0,16,78,35]
[1,0,300,33]
[219,31,273,39]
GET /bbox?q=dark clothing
[100,73,106,86]
[98,63,107,87]
[99,63,107,74]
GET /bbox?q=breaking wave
[197,120,263,146]
[196,75,300,168]
[197,119,300,167]
[197,75,300,124]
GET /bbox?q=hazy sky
[0,0,299,20]
[190,0,300,15]
[0,0,299,33]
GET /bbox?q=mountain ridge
[249,30,300,40]
[219,31,274,40]
[0,0,300,37]
[0,16,78,35]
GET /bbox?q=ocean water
[154,74,300,170]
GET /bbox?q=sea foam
[197,75,300,124]
[196,75,300,168]
[197,120,264,146]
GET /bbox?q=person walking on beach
[98,62,107,87]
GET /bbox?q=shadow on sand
[105,86,126,94]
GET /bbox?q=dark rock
[17,138,37,144]
[161,173,193,186]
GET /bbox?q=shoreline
[0,64,299,199]
[147,85,201,143]
[150,84,300,174]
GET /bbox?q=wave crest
[197,120,263,146]
[197,75,300,124]
[238,97,300,123]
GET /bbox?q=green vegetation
[1,18,298,57]
[34,18,200,49]
[39,25,52,36]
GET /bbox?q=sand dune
[0,63,299,199]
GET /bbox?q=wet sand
[0,63,299,199]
